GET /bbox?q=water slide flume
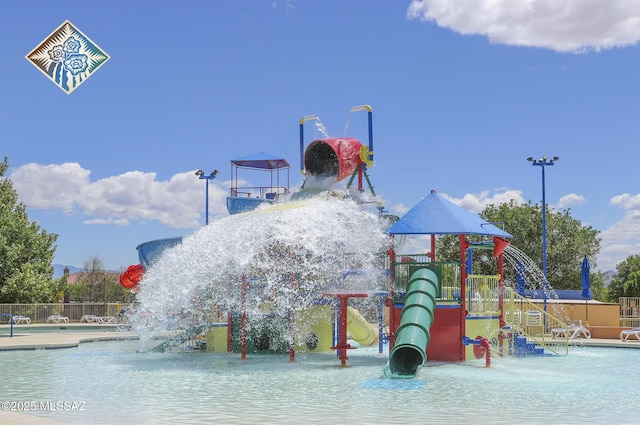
[384,268,438,379]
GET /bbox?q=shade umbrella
[516,262,526,296]
[581,257,592,325]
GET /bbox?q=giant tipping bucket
[304,137,364,182]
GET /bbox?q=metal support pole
[195,170,219,225]
[527,156,558,312]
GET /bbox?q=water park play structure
[121,105,572,378]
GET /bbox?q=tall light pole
[195,169,219,225]
[527,155,559,312]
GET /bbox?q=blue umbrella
[516,262,526,296]
[581,257,592,325]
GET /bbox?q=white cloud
[407,0,640,52]
[10,163,230,229]
[391,202,410,216]
[610,193,640,209]
[84,218,131,226]
[555,193,585,209]
[11,162,90,213]
[443,189,525,213]
[597,194,640,270]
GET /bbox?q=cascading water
[503,244,568,320]
[130,190,390,350]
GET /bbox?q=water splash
[131,191,389,347]
[503,244,568,320]
[314,119,330,139]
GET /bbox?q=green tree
[65,256,133,303]
[606,255,640,301]
[436,200,603,295]
[0,157,62,303]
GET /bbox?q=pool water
[1,340,637,424]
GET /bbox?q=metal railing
[392,258,460,302]
[503,288,569,356]
[230,186,289,199]
[467,274,501,315]
[620,297,640,327]
[0,303,127,324]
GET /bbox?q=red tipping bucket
[304,137,363,182]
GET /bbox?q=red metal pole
[289,268,296,362]
[227,311,233,354]
[459,235,468,362]
[227,278,233,353]
[241,274,247,360]
[429,234,436,262]
[387,239,396,350]
[337,295,349,366]
[482,338,491,367]
[498,251,505,357]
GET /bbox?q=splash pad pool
[1,340,638,424]
[6,105,637,424]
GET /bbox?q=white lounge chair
[620,327,640,341]
[80,315,115,324]
[11,315,31,324]
[80,315,98,323]
[46,314,69,324]
[552,320,591,339]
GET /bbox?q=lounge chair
[80,315,115,324]
[46,314,69,324]
[80,315,98,323]
[11,315,31,324]
[551,320,591,339]
[620,327,640,341]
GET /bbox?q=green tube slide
[384,268,438,379]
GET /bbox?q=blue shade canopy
[231,152,290,170]
[387,190,512,237]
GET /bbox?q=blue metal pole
[541,164,547,312]
[367,109,374,166]
[197,171,218,226]
[349,105,374,169]
[528,156,558,313]
[299,115,319,176]
[205,178,210,225]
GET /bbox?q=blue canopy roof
[231,152,290,170]
[387,190,512,238]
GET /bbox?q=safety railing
[391,258,460,302]
[502,288,569,356]
[466,274,501,316]
[620,297,640,327]
[230,186,289,199]
[0,303,128,324]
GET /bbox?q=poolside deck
[0,323,137,351]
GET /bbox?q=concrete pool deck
[0,323,138,351]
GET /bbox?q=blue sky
[2,1,640,273]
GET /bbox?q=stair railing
[502,288,569,356]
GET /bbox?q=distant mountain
[603,270,616,287]
[53,264,83,279]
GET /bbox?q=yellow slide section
[347,306,378,346]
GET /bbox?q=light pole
[527,155,559,312]
[195,169,219,225]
